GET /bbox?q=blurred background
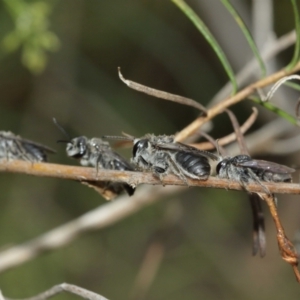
[0,0,300,299]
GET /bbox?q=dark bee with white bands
[216,154,295,257]
[0,131,55,162]
[65,136,135,197]
[106,134,218,183]
[216,154,295,185]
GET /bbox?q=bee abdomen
[255,170,292,183]
[175,151,210,178]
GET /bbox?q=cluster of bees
[0,118,295,257]
[0,122,294,195]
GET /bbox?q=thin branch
[0,160,299,194]
[0,184,183,273]
[175,61,300,141]
[210,30,296,106]
[262,74,300,102]
[259,193,300,282]
[118,67,207,114]
[4,283,108,300]
[191,106,258,150]
[223,108,250,154]
[223,108,266,257]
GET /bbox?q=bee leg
[166,154,189,186]
[239,175,266,257]
[94,162,100,180]
[248,193,266,257]
[123,183,135,196]
[247,169,271,195]
[153,166,167,186]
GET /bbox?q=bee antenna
[103,135,134,142]
[53,118,71,141]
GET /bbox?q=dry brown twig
[118,67,207,115]
[260,193,300,282]
[191,107,258,150]
[224,109,266,257]
[0,160,299,195]
[175,61,300,142]
[224,108,300,280]
[0,183,184,273]
[210,30,297,105]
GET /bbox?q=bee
[54,119,135,199]
[215,108,297,257]
[104,134,218,183]
[0,131,55,162]
[216,154,295,186]
[216,154,295,257]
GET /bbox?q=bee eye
[133,139,149,157]
[216,160,226,174]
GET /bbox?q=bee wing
[156,142,182,151]
[0,133,56,154]
[23,140,56,154]
[156,141,219,160]
[112,156,134,171]
[238,159,295,174]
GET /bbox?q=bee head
[66,136,88,158]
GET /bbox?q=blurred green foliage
[2,0,59,73]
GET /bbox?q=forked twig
[118,67,207,114]
[259,193,300,282]
[224,109,250,155]
[224,108,266,257]
[191,107,258,150]
[174,61,300,142]
[225,109,300,275]
[261,74,300,102]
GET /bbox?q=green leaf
[250,96,298,125]
[221,0,266,77]
[2,0,60,73]
[284,81,300,91]
[171,0,237,94]
[286,0,300,70]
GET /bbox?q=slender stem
[221,0,266,77]
[175,61,300,141]
[171,0,237,94]
[0,160,299,195]
[287,0,300,70]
